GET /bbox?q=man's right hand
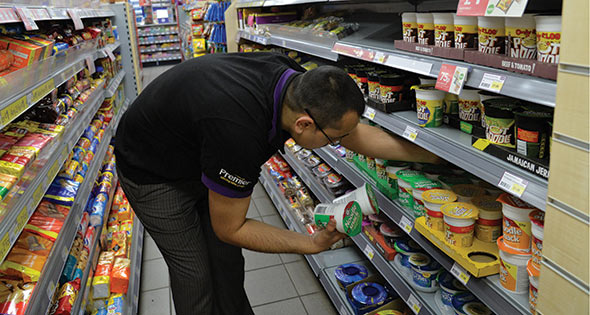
[308,218,347,254]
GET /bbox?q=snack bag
[24,210,65,241]
[73,248,89,281]
[110,257,130,294]
[92,251,115,299]
[0,280,35,315]
[0,247,48,282]
[112,186,126,212]
[0,174,17,200]
[89,193,108,227]
[53,278,81,315]
[106,294,123,315]
[43,177,80,207]
[110,232,127,258]
[117,205,132,223]
[15,231,54,257]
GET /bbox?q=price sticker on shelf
[15,208,28,231]
[407,293,422,314]
[86,56,96,75]
[436,64,469,95]
[0,95,28,127]
[31,78,55,103]
[0,234,9,261]
[472,138,491,151]
[47,281,55,299]
[373,51,387,64]
[363,107,376,120]
[32,183,45,204]
[363,244,375,260]
[498,171,528,197]
[479,73,506,93]
[67,8,84,30]
[399,216,414,234]
[402,126,418,142]
[14,7,38,31]
[450,262,471,285]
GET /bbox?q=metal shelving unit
[106,70,126,98]
[140,46,181,53]
[138,31,178,36]
[96,42,122,59]
[141,55,182,63]
[315,146,531,315]
[366,108,548,211]
[0,7,114,25]
[123,215,144,315]
[25,108,120,315]
[137,22,178,27]
[139,38,180,45]
[280,149,336,204]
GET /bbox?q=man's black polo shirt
[115,52,304,198]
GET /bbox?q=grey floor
[137,66,337,315]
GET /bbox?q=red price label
[436,64,469,95]
[456,0,489,16]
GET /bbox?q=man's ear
[293,116,314,135]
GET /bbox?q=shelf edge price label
[363,106,376,120]
[0,95,28,127]
[14,7,39,31]
[105,47,116,61]
[86,56,96,75]
[0,233,10,261]
[399,216,414,234]
[498,171,528,198]
[407,293,422,314]
[479,73,506,93]
[363,244,375,260]
[450,262,471,285]
[15,208,28,231]
[67,8,84,30]
[436,64,469,95]
[31,78,55,103]
[402,126,418,142]
[47,281,55,299]
[373,51,388,64]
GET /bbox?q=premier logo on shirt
[219,169,251,188]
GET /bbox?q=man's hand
[308,218,347,254]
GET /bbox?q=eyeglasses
[304,108,347,146]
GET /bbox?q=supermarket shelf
[25,97,118,315]
[139,38,180,45]
[141,56,182,63]
[0,85,105,266]
[238,29,338,61]
[0,40,99,131]
[280,149,336,204]
[318,268,355,315]
[137,22,178,27]
[106,70,126,98]
[315,146,531,315]
[331,19,556,107]
[367,109,548,211]
[138,31,178,36]
[263,0,327,6]
[235,0,265,8]
[140,46,181,53]
[124,215,145,315]
[95,42,121,59]
[0,7,114,24]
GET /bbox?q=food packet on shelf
[110,232,127,258]
[53,278,81,315]
[0,174,17,201]
[92,251,115,299]
[106,294,124,315]
[110,257,130,294]
[117,204,132,223]
[0,134,18,156]
[60,236,83,285]
[59,159,80,180]
[105,224,119,249]
[112,186,126,212]
[0,280,35,315]
[89,193,108,228]
[43,177,80,207]
[0,247,48,282]
[73,248,89,281]
[24,205,67,242]
[15,231,54,257]
[11,133,52,157]
[0,154,30,178]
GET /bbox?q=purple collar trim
[269,68,298,142]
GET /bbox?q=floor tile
[252,297,308,315]
[139,287,171,315]
[244,249,283,271]
[245,265,298,307]
[301,291,338,315]
[261,215,286,229]
[252,182,269,200]
[143,235,163,261]
[254,197,278,216]
[280,253,303,264]
[140,258,170,292]
[285,261,322,296]
[246,199,260,219]
[170,289,176,315]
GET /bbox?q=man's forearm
[226,219,317,254]
[342,124,439,163]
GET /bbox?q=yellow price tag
[451,262,471,285]
[0,96,28,126]
[472,138,490,151]
[0,78,7,87]
[31,78,55,103]
[400,216,414,234]
[16,208,28,230]
[407,294,422,314]
[0,233,10,260]
[511,183,526,195]
[32,184,44,203]
[490,81,503,91]
[373,52,387,64]
[363,244,374,260]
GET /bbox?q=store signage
[67,8,84,30]
[436,63,469,95]
[14,7,39,31]
[457,0,530,17]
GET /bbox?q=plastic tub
[472,196,503,242]
[529,210,545,271]
[416,13,434,45]
[415,85,445,127]
[451,184,486,203]
[313,201,363,236]
[394,239,423,269]
[454,14,478,49]
[303,154,321,169]
[351,282,388,308]
[498,236,531,293]
[379,74,405,105]
[386,162,410,193]
[478,90,505,128]
[478,16,505,54]
[396,170,426,210]
[442,202,479,247]
[498,193,536,252]
[323,173,349,196]
[402,12,418,42]
[368,71,388,102]
[527,258,540,313]
[380,223,404,248]
[438,271,468,307]
[422,164,456,180]
[422,189,457,231]
[411,179,442,218]
[483,98,521,148]
[476,180,503,197]
[535,15,561,64]
[432,13,455,48]
[334,183,379,216]
[334,263,369,289]
[458,88,482,123]
[452,292,492,315]
[345,148,356,162]
[505,14,537,60]
[515,108,553,159]
[444,92,459,115]
[409,253,442,292]
[312,163,333,178]
[297,149,312,161]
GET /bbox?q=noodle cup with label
[441,202,479,247]
[422,189,457,231]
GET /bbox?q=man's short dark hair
[286,66,365,129]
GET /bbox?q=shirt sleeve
[199,119,266,198]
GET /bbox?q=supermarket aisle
[138,182,337,315]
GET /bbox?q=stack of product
[138,25,178,36]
